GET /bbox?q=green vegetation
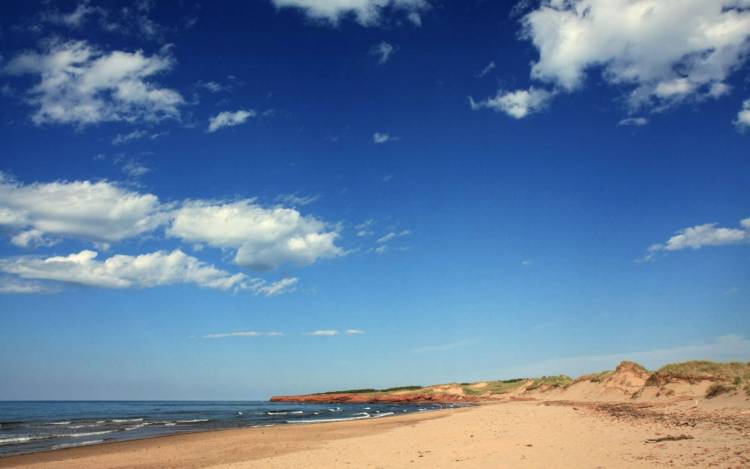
[318,385,423,395]
[381,385,423,392]
[484,379,528,395]
[655,361,750,382]
[705,383,735,398]
[575,370,614,383]
[526,375,573,391]
[318,388,378,395]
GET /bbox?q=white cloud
[275,193,320,207]
[0,172,166,244]
[644,216,750,260]
[355,219,376,237]
[345,329,365,335]
[618,117,648,127]
[0,249,254,292]
[4,40,184,126]
[256,277,299,296]
[370,41,395,64]
[0,249,297,296]
[0,277,59,294]
[307,329,339,336]
[373,132,392,144]
[37,0,167,40]
[10,229,58,249]
[203,331,285,339]
[476,61,496,78]
[120,159,151,178]
[167,200,344,271]
[0,174,346,275]
[469,87,553,119]
[196,81,225,93]
[373,229,411,255]
[112,130,148,145]
[271,0,430,26]
[490,0,750,120]
[208,110,256,132]
[736,99,750,131]
[40,1,101,28]
[376,229,411,244]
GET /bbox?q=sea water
[0,401,449,456]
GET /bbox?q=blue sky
[0,0,749,400]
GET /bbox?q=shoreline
[2,398,748,468]
[0,404,458,468]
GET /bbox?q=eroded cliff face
[270,392,478,404]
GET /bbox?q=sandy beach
[2,396,749,469]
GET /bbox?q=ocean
[0,400,448,457]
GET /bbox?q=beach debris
[644,434,694,443]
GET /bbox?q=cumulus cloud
[469,87,554,119]
[167,200,344,271]
[642,216,750,261]
[481,0,750,122]
[271,0,430,26]
[370,41,395,64]
[0,249,298,296]
[345,329,365,335]
[736,99,750,131]
[203,331,285,339]
[3,40,184,126]
[0,172,166,244]
[0,174,346,281]
[0,249,251,291]
[208,110,256,132]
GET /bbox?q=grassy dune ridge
[274,360,750,403]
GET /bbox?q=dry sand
[2,397,749,469]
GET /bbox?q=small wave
[266,411,302,416]
[49,421,71,425]
[124,423,148,431]
[237,411,243,415]
[372,412,395,418]
[52,440,103,450]
[287,414,372,424]
[62,431,113,438]
[69,424,97,429]
[0,435,53,446]
[176,419,209,423]
[112,418,143,423]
